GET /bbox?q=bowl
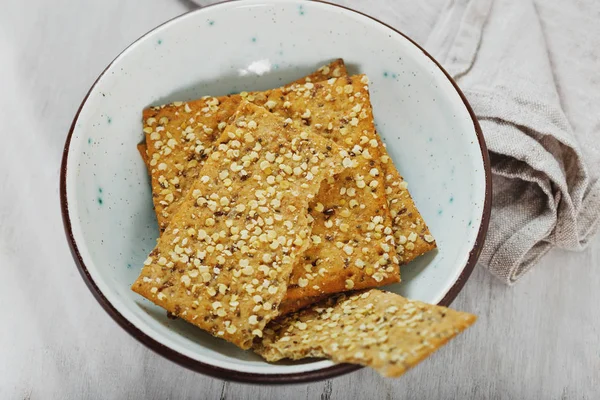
[60,0,491,384]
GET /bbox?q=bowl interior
[64,0,487,377]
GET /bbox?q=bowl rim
[60,0,491,385]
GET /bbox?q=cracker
[255,75,400,299]
[256,289,476,377]
[379,143,436,264]
[278,294,329,315]
[137,143,149,167]
[142,60,347,232]
[144,73,399,304]
[132,102,344,349]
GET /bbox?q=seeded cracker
[278,294,330,315]
[136,60,345,172]
[142,60,347,232]
[132,102,344,349]
[136,60,345,174]
[379,142,436,264]
[256,289,476,377]
[255,75,400,300]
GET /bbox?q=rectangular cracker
[132,102,344,349]
[255,289,476,377]
[136,60,346,173]
[378,140,436,264]
[256,75,400,300]
[143,73,399,304]
[142,60,347,233]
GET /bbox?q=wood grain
[1,0,598,398]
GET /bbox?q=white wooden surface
[1,0,599,398]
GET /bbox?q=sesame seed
[226,325,237,334]
[298,278,309,288]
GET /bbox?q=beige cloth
[424,0,600,283]
[192,0,600,284]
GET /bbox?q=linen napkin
[190,0,600,284]
[423,0,600,283]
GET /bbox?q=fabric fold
[427,0,600,283]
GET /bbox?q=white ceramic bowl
[61,0,490,383]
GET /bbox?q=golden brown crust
[142,74,399,305]
[141,60,348,233]
[132,102,344,349]
[256,75,399,299]
[256,290,476,377]
[137,143,148,165]
[377,139,436,264]
[278,294,330,315]
[143,95,243,231]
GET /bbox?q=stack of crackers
[131,59,476,377]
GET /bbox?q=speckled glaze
[61,0,490,383]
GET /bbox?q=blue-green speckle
[428,137,433,142]
[107,116,112,124]
[88,138,92,144]
[127,263,132,269]
[98,197,103,205]
[208,20,215,26]
[157,39,162,45]
[299,5,305,15]
[468,220,473,227]
[383,71,389,77]
[251,37,257,43]
[437,209,443,215]
[98,187,103,194]
[449,196,454,204]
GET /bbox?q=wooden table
[2,0,598,398]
